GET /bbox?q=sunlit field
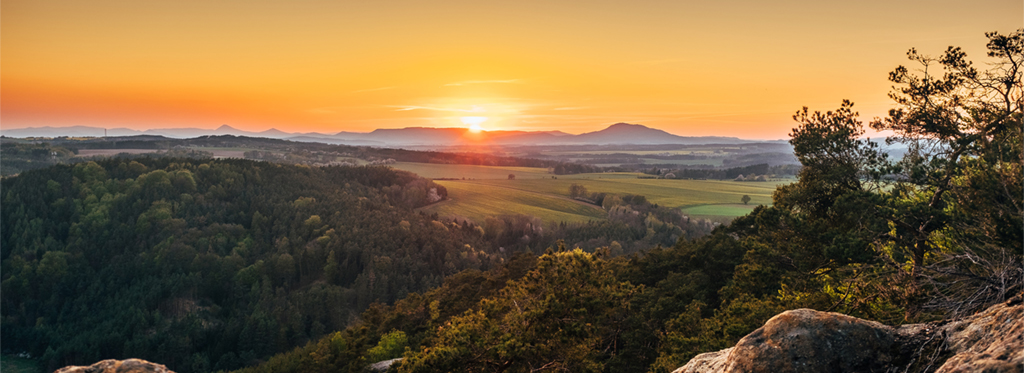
[420,180,608,224]
[392,162,789,224]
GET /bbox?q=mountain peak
[607,122,646,129]
[260,128,288,135]
[595,123,664,134]
[215,124,238,131]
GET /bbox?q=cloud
[351,86,395,93]
[388,105,486,113]
[552,106,590,111]
[634,58,689,66]
[444,79,520,86]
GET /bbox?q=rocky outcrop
[934,297,1023,373]
[53,359,174,373]
[674,295,1023,373]
[366,357,404,372]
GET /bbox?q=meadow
[391,162,788,225]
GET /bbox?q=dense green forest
[0,158,480,372]
[225,31,1023,373]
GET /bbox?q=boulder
[54,359,174,373]
[674,296,1023,373]
[674,308,898,373]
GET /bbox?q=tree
[569,183,588,199]
[398,249,638,373]
[365,330,407,363]
[740,195,751,205]
[771,100,886,268]
[867,29,1023,313]
[870,30,1022,268]
[779,100,884,219]
[772,30,1023,318]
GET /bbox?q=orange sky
[2,0,1021,139]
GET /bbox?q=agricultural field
[422,181,608,224]
[391,162,790,224]
[76,148,161,156]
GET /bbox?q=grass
[681,204,761,217]
[391,162,790,224]
[450,177,780,209]
[1,355,41,373]
[419,181,607,224]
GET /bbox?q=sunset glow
[1,0,1020,139]
[461,117,488,132]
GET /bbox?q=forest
[1,30,1020,373]
[0,154,719,372]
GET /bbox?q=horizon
[0,122,792,141]
[2,0,1020,139]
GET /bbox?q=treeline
[640,163,799,179]
[229,31,1023,373]
[30,135,612,175]
[365,148,554,168]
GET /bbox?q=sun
[460,116,488,132]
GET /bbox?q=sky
[2,0,1021,139]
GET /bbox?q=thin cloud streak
[444,79,521,86]
[388,105,486,113]
[634,58,689,66]
[351,86,395,93]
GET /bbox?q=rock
[366,357,403,372]
[675,308,898,373]
[935,296,1023,373]
[54,359,174,373]
[674,296,1023,373]
[672,348,731,373]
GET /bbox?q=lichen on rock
[674,295,1023,373]
[53,358,174,373]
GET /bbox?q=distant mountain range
[1,123,767,146]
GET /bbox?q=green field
[423,181,607,224]
[391,162,789,224]
[681,204,761,217]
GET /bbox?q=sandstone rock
[53,359,174,373]
[676,308,899,373]
[672,348,731,373]
[366,357,403,372]
[935,296,1023,373]
[674,296,1023,373]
